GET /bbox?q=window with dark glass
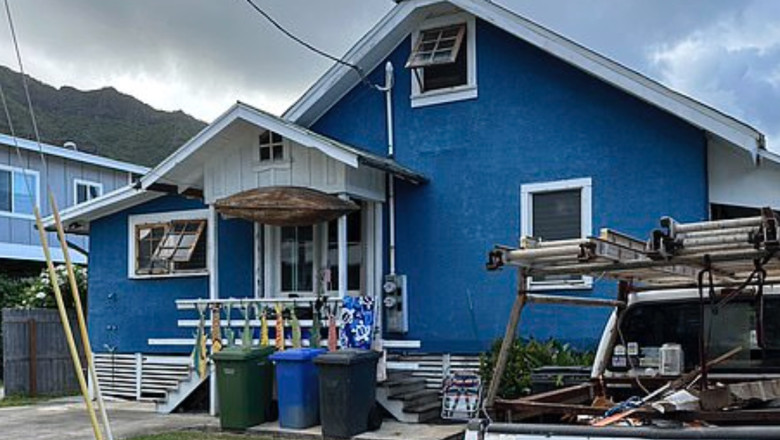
[75,181,102,204]
[406,24,468,92]
[531,189,582,283]
[280,225,314,293]
[259,131,284,163]
[0,170,10,212]
[327,211,362,292]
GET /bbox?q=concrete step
[402,393,439,411]
[416,407,441,423]
[380,379,426,398]
[394,388,439,402]
[405,399,441,414]
[382,376,426,388]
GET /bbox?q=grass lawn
[129,432,272,440]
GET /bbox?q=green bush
[18,265,87,310]
[0,275,33,309]
[479,338,595,400]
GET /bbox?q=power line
[241,0,379,90]
[3,0,49,178]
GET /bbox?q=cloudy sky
[1,0,779,149]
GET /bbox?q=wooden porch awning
[214,186,359,226]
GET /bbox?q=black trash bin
[314,349,382,438]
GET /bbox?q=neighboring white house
[0,133,148,272]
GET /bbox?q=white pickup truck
[464,286,780,440]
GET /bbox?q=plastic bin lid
[212,346,275,361]
[313,349,381,366]
[269,348,327,362]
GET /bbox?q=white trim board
[521,177,593,291]
[41,185,163,234]
[0,133,150,175]
[283,0,764,160]
[0,242,87,264]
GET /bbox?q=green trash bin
[212,346,275,430]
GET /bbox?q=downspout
[383,61,397,276]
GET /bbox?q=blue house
[48,0,780,414]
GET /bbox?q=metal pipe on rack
[664,216,762,235]
[679,233,753,248]
[505,245,584,262]
[678,226,758,239]
[520,237,590,249]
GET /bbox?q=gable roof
[140,101,425,191]
[46,101,426,233]
[0,133,150,174]
[283,0,766,161]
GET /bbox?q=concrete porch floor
[248,420,465,440]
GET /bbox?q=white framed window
[73,179,103,205]
[259,130,285,163]
[127,209,209,279]
[408,13,477,108]
[0,165,39,219]
[521,177,593,291]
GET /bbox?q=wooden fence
[2,308,84,396]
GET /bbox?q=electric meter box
[383,274,408,333]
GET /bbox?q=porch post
[208,205,219,416]
[338,195,348,298]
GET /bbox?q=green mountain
[0,65,206,167]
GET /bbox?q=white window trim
[253,134,293,172]
[410,13,477,108]
[521,177,593,291]
[0,164,39,220]
[73,178,103,205]
[127,209,210,280]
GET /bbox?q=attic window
[406,24,465,69]
[408,15,477,108]
[259,131,284,163]
[408,24,468,93]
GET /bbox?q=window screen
[532,189,582,240]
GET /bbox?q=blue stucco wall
[313,19,708,353]
[88,195,254,354]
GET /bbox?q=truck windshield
[614,297,780,373]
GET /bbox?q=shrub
[479,338,595,400]
[18,265,87,309]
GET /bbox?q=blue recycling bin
[269,348,327,429]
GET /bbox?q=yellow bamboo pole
[49,193,114,440]
[33,206,104,440]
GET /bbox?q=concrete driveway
[0,398,217,440]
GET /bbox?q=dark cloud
[1,0,777,149]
